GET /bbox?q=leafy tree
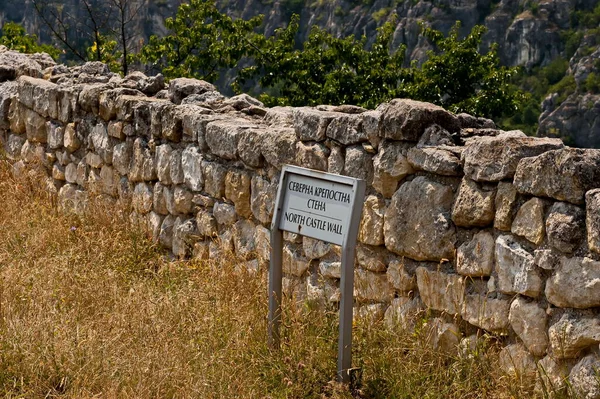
[0,21,60,60]
[140,0,263,82]
[86,34,121,73]
[404,22,526,119]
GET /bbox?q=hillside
[0,0,599,146]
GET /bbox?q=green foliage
[549,74,577,104]
[86,34,122,73]
[571,3,600,29]
[584,72,600,93]
[404,22,525,119]
[0,22,60,60]
[139,0,263,82]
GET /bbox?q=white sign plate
[279,172,355,246]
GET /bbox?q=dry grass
[0,157,541,398]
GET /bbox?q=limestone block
[205,120,256,160]
[52,163,65,181]
[99,88,143,121]
[384,296,424,330]
[58,184,87,215]
[303,237,330,259]
[159,214,176,249]
[213,202,237,226]
[463,136,563,182]
[155,144,173,184]
[63,123,80,153]
[90,122,112,164]
[495,235,542,298]
[65,163,77,183]
[514,148,600,205]
[293,107,338,141]
[509,297,548,357]
[129,138,156,182]
[534,248,560,270]
[117,177,133,206]
[386,259,416,293]
[426,318,461,354]
[326,113,367,145]
[354,269,394,303]
[499,343,537,379]
[196,210,218,237]
[168,77,215,104]
[265,106,294,127]
[237,128,265,168]
[160,103,183,142]
[378,99,460,141]
[356,244,387,272]
[57,85,80,123]
[47,121,63,150]
[452,178,496,227]
[535,356,570,396]
[181,146,203,192]
[169,149,184,185]
[461,295,510,332]
[250,175,276,225]
[283,244,310,277]
[192,194,215,208]
[548,312,600,359]
[76,159,88,187]
[152,183,169,215]
[456,231,495,276]
[569,354,600,399]
[225,169,251,218]
[147,211,164,243]
[384,176,456,261]
[172,217,198,258]
[416,267,464,315]
[511,197,546,245]
[132,183,153,214]
[108,121,124,140]
[358,195,385,246]
[546,202,585,253]
[19,76,58,118]
[255,225,271,264]
[407,147,462,176]
[202,161,226,198]
[99,165,118,197]
[344,145,373,184]
[327,145,344,174]
[172,186,193,215]
[8,100,26,135]
[494,182,519,231]
[319,261,341,279]
[78,83,111,115]
[86,152,103,169]
[261,127,297,169]
[296,141,328,171]
[232,219,256,258]
[24,108,47,143]
[354,304,387,322]
[112,141,132,176]
[4,134,25,160]
[182,113,225,150]
[586,189,600,254]
[372,140,413,198]
[545,256,600,309]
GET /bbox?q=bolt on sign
[269,165,366,383]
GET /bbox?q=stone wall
[0,49,599,397]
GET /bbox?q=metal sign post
[268,165,366,383]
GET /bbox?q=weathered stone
[58,184,87,215]
[499,343,537,379]
[47,121,63,150]
[461,295,510,332]
[548,312,600,359]
[99,165,118,196]
[545,202,585,253]
[4,134,25,159]
[535,356,570,396]
[75,159,88,187]
[169,149,184,185]
[78,83,111,115]
[456,231,495,276]
[225,169,251,218]
[372,141,413,198]
[417,124,456,147]
[384,296,424,330]
[378,99,460,141]
[354,303,387,322]
[64,163,77,183]
[255,225,271,264]
[509,297,548,357]
[90,122,112,164]
[385,177,456,261]
[18,76,58,118]
[172,217,198,258]
[296,141,328,171]
[387,259,416,293]
[238,128,265,168]
[514,148,600,205]
[283,244,310,277]
[358,195,385,246]
[251,175,276,225]
[99,88,143,121]
[130,138,156,182]
[147,211,164,243]
[494,182,519,231]
[354,269,394,303]
[302,237,330,259]
[155,144,173,184]
[546,256,600,309]
[168,77,215,104]
[112,141,132,176]
[344,145,373,185]
[86,152,103,169]
[463,136,563,182]
[181,146,203,191]
[182,113,225,150]
[407,147,462,176]
[24,108,47,143]
[495,235,542,298]
[416,268,464,315]
[213,202,237,226]
[511,197,546,245]
[354,244,386,272]
[586,189,600,254]
[8,100,26,134]
[152,183,169,215]
[426,318,461,354]
[52,163,65,181]
[172,186,193,214]
[63,123,80,153]
[201,161,226,198]
[261,127,297,168]
[326,113,366,145]
[534,248,560,270]
[132,183,153,214]
[327,145,344,174]
[196,210,218,237]
[319,261,341,279]
[452,178,496,227]
[107,121,124,140]
[205,120,255,160]
[232,219,256,258]
[569,354,600,399]
[293,107,338,141]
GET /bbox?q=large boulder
[545,256,600,309]
[168,77,216,104]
